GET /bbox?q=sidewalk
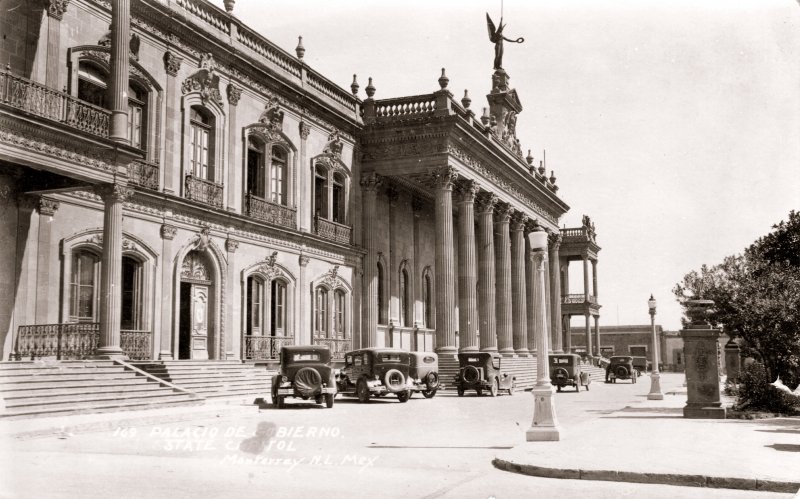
[494,382,800,494]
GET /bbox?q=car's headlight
[281,375,289,383]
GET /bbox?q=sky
[211,0,800,330]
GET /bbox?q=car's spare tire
[425,372,440,390]
[463,365,480,383]
[614,365,630,378]
[294,367,322,396]
[553,367,569,379]
[384,369,406,393]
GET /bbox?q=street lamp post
[647,294,664,400]
[526,230,561,441]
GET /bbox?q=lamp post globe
[647,294,664,400]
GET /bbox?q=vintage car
[408,351,439,399]
[454,352,515,397]
[271,345,337,409]
[336,348,413,403]
[605,356,638,384]
[632,356,648,376]
[549,353,591,392]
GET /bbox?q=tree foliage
[673,211,800,390]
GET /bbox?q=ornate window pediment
[314,131,349,175]
[181,53,223,107]
[247,97,285,141]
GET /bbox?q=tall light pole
[526,229,561,441]
[647,294,663,400]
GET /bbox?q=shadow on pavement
[766,443,800,452]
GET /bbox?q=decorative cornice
[160,224,177,240]
[0,121,114,172]
[164,51,183,77]
[44,0,70,20]
[37,197,60,216]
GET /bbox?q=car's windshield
[552,357,571,364]
[292,353,320,361]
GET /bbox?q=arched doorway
[179,250,217,359]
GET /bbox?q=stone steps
[437,355,538,391]
[131,361,276,401]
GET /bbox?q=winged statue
[486,13,524,70]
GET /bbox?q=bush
[734,362,800,414]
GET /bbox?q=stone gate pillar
[681,299,725,419]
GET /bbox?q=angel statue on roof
[486,13,525,70]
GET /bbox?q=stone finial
[538,160,546,176]
[526,149,533,165]
[461,89,471,109]
[351,74,359,96]
[480,107,490,126]
[549,170,557,185]
[223,0,235,12]
[295,36,305,59]
[365,77,375,98]
[438,68,449,90]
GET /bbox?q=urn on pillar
[681,299,726,419]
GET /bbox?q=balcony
[0,67,110,138]
[312,337,351,360]
[128,159,160,190]
[13,323,152,361]
[244,335,294,360]
[314,216,351,244]
[185,173,223,208]
[245,194,297,229]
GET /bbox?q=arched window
[271,280,286,335]
[314,165,328,219]
[120,256,144,330]
[377,262,386,325]
[246,276,265,336]
[70,250,100,322]
[189,106,215,181]
[333,290,346,339]
[332,172,345,223]
[246,137,266,199]
[314,287,329,338]
[270,146,287,205]
[423,272,432,328]
[399,268,410,327]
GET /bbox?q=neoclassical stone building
[0,0,601,369]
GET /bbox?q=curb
[492,458,800,494]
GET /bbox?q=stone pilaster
[95,184,133,358]
[44,0,69,88]
[594,316,601,357]
[360,173,382,348]
[159,222,177,359]
[476,192,497,352]
[299,255,310,346]
[299,121,311,232]
[592,259,598,299]
[226,84,241,212]
[548,233,563,353]
[494,202,514,356]
[162,51,182,194]
[108,0,130,143]
[582,251,590,302]
[510,210,528,355]
[432,166,458,354]
[456,179,478,352]
[34,197,59,324]
[224,236,238,358]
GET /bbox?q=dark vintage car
[606,356,638,384]
[549,353,591,392]
[632,356,648,376]
[336,348,413,403]
[408,351,439,399]
[454,352,515,397]
[271,345,337,409]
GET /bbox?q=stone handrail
[174,0,230,35]
[314,216,351,244]
[128,159,160,190]
[562,294,598,305]
[245,193,297,229]
[115,359,201,398]
[374,94,437,120]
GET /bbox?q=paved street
[1,373,795,498]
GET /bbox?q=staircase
[437,355,538,391]
[0,360,202,419]
[131,361,276,402]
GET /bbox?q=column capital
[37,196,60,216]
[494,201,512,223]
[44,0,70,20]
[299,255,310,267]
[581,249,590,260]
[360,172,382,192]
[510,210,528,231]
[160,224,177,240]
[548,232,562,251]
[475,191,497,214]
[163,50,183,77]
[523,218,540,235]
[455,179,479,203]
[299,121,311,140]
[95,183,134,203]
[225,238,239,253]
[226,84,242,106]
[430,165,458,190]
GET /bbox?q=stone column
[162,51,182,194]
[44,0,68,88]
[494,202,514,356]
[95,184,132,358]
[360,173,381,348]
[510,211,528,355]
[584,313,593,360]
[592,259,598,300]
[594,316,601,357]
[224,237,238,358]
[476,192,497,352]
[681,300,725,419]
[548,233,563,353]
[158,222,177,359]
[432,166,458,354]
[108,0,130,143]
[226,85,242,212]
[563,314,571,353]
[456,180,478,352]
[34,197,59,324]
[582,251,590,302]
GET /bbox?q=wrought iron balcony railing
[245,194,297,229]
[128,159,160,190]
[13,323,151,361]
[0,67,110,138]
[312,337,351,360]
[562,294,598,305]
[185,173,223,208]
[244,335,294,360]
[314,216,351,244]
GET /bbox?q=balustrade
[245,194,297,229]
[128,159,159,190]
[185,174,223,208]
[244,335,294,360]
[562,294,597,305]
[374,94,436,121]
[13,323,150,360]
[312,337,351,360]
[314,216,351,244]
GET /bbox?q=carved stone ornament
[548,231,563,250]
[430,165,458,190]
[94,183,134,203]
[98,28,140,61]
[510,210,528,231]
[299,122,311,140]
[255,251,283,280]
[225,238,239,253]
[500,111,523,158]
[494,201,513,222]
[359,172,382,192]
[44,0,70,20]
[160,224,177,240]
[475,192,498,214]
[226,84,242,106]
[181,53,223,106]
[455,179,479,203]
[323,130,344,158]
[194,226,212,251]
[299,255,310,267]
[321,265,343,290]
[164,51,183,77]
[37,197,60,217]
[181,252,210,281]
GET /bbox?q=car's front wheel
[422,389,437,399]
[356,378,370,403]
[397,390,410,403]
[325,393,334,408]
